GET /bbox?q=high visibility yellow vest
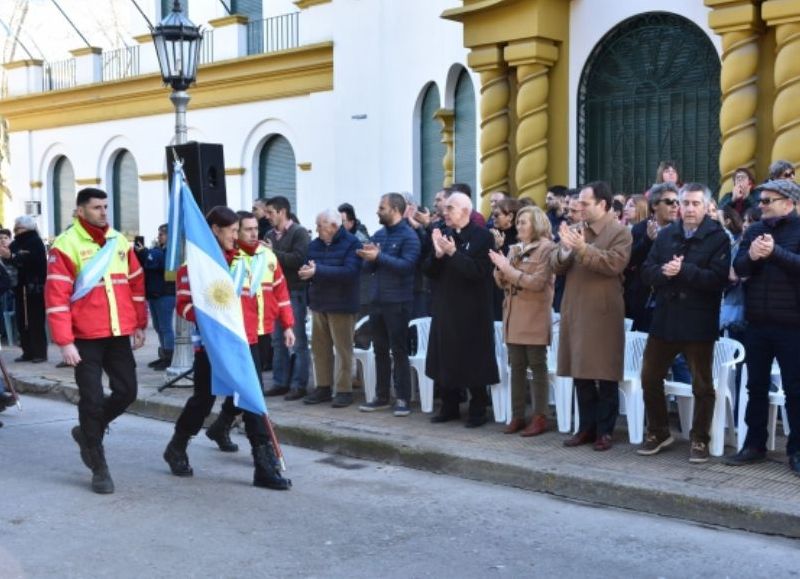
[52,219,133,336]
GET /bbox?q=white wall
[5,0,477,238]
[568,0,721,187]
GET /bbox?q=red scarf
[238,240,259,256]
[79,217,109,247]
[223,248,238,265]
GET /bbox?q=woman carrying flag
[162,206,292,490]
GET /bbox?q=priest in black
[423,192,499,427]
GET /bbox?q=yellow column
[434,108,455,187]
[763,1,800,168]
[707,1,762,192]
[504,39,558,205]
[468,46,510,214]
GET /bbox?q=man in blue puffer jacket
[357,193,421,416]
[300,210,362,408]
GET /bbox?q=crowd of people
[0,155,795,492]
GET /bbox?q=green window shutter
[53,156,75,235]
[162,0,190,18]
[577,12,721,194]
[232,0,261,20]
[112,150,139,238]
[454,71,477,200]
[420,84,444,210]
[258,135,297,211]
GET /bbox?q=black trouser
[440,385,489,419]
[175,348,268,447]
[16,287,47,359]
[258,334,273,371]
[370,301,412,402]
[74,336,138,446]
[574,378,619,437]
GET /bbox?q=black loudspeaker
[166,142,227,215]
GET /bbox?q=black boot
[205,411,239,452]
[252,444,291,490]
[71,425,94,470]
[153,350,173,371]
[87,445,114,494]
[148,348,165,368]
[163,432,193,477]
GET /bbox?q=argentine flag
[167,164,267,416]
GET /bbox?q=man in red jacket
[45,188,147,494]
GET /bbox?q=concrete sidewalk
[4,331,799,538]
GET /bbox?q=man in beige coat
[553,181,632,451]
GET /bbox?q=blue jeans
[148,296,176,351]
[743,324,800,456]
[272,289,309,390]
[370,301,412,402]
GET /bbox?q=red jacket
[45,221,147,345]
[175,252,260,346]
[237,242,294,335]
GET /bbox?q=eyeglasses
[759,196,785,205]
[658,199,678,206]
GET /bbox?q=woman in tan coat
[489,206,556,436]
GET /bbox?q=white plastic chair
[352,316,376,402]
[408,317,433,413]
[617,331,649,444]
[736,364,790,451]
[663,337,743,457]
[490,321,511,423]
[548,329,574,433]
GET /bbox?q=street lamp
[152,0,203,144]
[152,0,202,379]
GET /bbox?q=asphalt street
[1,397,798,579]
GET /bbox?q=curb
[13,374,800,539]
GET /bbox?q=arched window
[112,150,139,237]
[420,83,445,209]
[258,135,297,210]
[577,12,721,193]
[454,70,477,199]
[52,156,75,235]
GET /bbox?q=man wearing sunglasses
[725,179,800,477]
[624,183,680,332]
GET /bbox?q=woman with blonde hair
[489,205,556,436]
[623,194,650,226]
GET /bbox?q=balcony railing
[42,58,76,91]
[247,12,299,55]
[102,45,140,82]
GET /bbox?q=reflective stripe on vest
[250,247,277,335]
[52,219,132,337]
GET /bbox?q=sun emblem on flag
[205,279,236,310]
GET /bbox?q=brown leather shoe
[520,414,548,437]
[563,431,596,447]
[593,434,613,451]
[503,418,526,434]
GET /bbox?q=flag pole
[0,354,22,411]
[262,414,286,471]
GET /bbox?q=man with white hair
[424,192,498,427]
[299,210,363,407]
[0,216,48,362]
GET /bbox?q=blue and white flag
[168,163,267,416]
[165,164,183,273]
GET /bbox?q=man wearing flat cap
[725,178,800,477]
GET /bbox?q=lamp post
[152,0,202,378]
